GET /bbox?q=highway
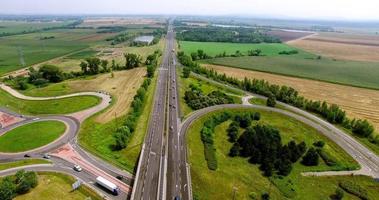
[131,22,174,200]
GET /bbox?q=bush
[313,140,325,148]
[301,147,319,166]
[266,94,276,107]
[333,187,344,200]
[351,119,374,138]
[339,181,369,200]
[316,148,337,166]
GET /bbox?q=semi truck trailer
[96,176,119,195]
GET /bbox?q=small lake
[134,35,154,43]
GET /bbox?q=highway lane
[166,30,191,200]
[131,23,173,200]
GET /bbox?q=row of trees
[190,49,263,61]
[112,51,160,150]
[177,51,376,141]
[200,112,233,170]
[184,84,234,110]
[176,26,281,43]
[0,170,38,200]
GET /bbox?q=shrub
[316,148,337,166]
[313,140,325,148]
[301,147,319,166]
[339,181,369,200]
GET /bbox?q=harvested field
[66,69,146,123]
[22,68,146,123]
[288,32,379,62]
[267,30,314,42]
[80,17,164,27]
[204,64,379,130]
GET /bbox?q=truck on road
[96,176,119,195]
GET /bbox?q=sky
[1,0,379,21]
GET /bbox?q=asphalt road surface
[131,23,174,200]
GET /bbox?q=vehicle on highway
[174,196,181,200]
[96,176,120,196]
[43,153,50,159]
[24,154,31,157]
[73,165,82,172]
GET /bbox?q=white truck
[96,176,119,195]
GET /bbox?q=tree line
[0,170,38,200]
[177,51,377,144]
[112,51,160,150]
[184,83,235,110]
[5,51,147,91]
[176,26,281,43]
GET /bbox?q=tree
[183,67,191,78]
[80,61,88,74]
[229,143,240,157]
[261,192,270,200]
[38,65,64,83]
[333,188,344,200]
[266,94,276,107]
[351,119,374,137]
[101,60,109,72]
[147,65,155,78]
[313,140,325,148]
[113,131,127,150]
[85,57,101,74]
[277,159,292,176]
[124,53,142,69]
[301,147,319,166]
[0,177,15,200]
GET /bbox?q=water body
[134,35,154,43]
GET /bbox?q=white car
[73,165,82,172]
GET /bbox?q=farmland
[288,32,379,62]
[0,28,112,75]
[0,120,66,152]
[203,52,379,90]
[203,64,379,131]
[187,108,375,200]
[179,41,302,57]
[0,20,75,35]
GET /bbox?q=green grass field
[0,20,74,35]
[0,121,66,152]
[14,172,101,200]
[178,68,243,118]
[179,41,301,57]
[186,108,375,200]
[179,41,379,90]
[204,53,379,90]
[0,159,50,171]
[0,88,100,115]
[0,28,110,75]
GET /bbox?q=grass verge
[0,89,100,115]
[187,108,367,200]
[14,171,102,200]
[0,120,66,152]
[0,159,50,171]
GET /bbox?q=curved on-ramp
[179,104,379,180]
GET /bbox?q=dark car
[174,196,180,200]
[24,154,31,157]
